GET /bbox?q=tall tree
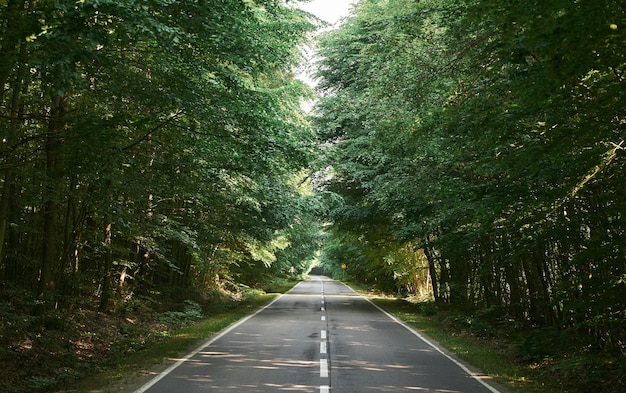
[314,0,625,356]
[1,0,320,311]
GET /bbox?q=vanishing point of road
[134,276,502,393]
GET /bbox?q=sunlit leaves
[0,0,322,308]
[314,0,626,351]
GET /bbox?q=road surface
[135,276,501,393]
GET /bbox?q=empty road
[135,276,500,393]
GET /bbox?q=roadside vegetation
[1,1,322,391]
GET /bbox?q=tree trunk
[533,251,557,326]
[0,171,11,274]
[424,246,441,303]
[99,222,113,312]
[38,94,65,301]
[117,265,128,300]
[0,34,29,274]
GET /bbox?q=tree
[0,0,320,310]
[313,0,626,359]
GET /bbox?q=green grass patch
[261,277,301,294]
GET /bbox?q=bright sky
[298,0,356,26]
[296,0,357,93]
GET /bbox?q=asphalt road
[134,276,501,393]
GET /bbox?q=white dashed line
[320,358,329,378]
[320,279,330,393]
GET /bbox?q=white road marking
[133,292,289,393]
[320,280,330,387]
[320,358,329,378]
[363,292,502,393]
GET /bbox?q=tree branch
[122,109,184,151]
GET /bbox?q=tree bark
[0,171,11,275]
[0,30,29,273]
[38,94,65,301]
[99,222,113,312]
[423,246,441,303]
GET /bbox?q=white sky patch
[299,0,356,25]
[296,1,357,107]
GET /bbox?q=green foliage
[0,0,324,389]
[158,300,204,329]
[26,376,57,391]
[314,4,626,389]
[1,0,321,301]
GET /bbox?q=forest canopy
[0,0,324,316]
[313,0,625,372]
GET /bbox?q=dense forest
[0,0,325,390]
[0,0,324,303]
[313,0,625,390]
[1,0,625,392]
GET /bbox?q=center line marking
[320,359,328,378]
[320,385,329,393]
[320,341,327,354]
[321,315,326,321]
[321,330,327,339]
